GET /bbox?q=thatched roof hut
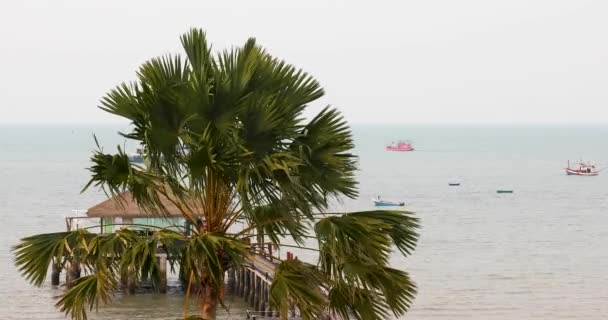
[86,192,188,218]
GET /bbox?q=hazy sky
[1,0,607,124]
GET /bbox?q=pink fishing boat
[386,140,414,152]
[565,160,599,176]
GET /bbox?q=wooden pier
[49,242,304,319]
[53,194,318,319]
[229,255,281,319]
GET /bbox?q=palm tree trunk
[281,304,289,320]
[201,285,219,320]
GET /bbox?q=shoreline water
[1,124,607,319]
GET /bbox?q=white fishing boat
[565,160,599,176]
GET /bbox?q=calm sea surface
[1,124,607,319]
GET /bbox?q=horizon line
[1,121,607,126]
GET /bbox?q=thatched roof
[86,192,190,218]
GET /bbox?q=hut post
[157,253,167,293]
[122,217,133,229]
[290,301,296,317]
[120,267,128,290]
[65,261,81,288]
[127,266,136,295]
[51,259,60,286]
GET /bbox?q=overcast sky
[1,0,607,124]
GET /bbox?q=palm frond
[328,282,388,320]
[339,260,417,317]
[315,210,419,318]
[181,233,247,286]
[375,266,417,316]
[99,82,140,120]
[181,28,212,81]
[315,213,394,273]
[81,148,131,195]
[12,230,93,287]
[295,106,358,206]
[55,271,117,320]
[82,147,173,216]
[119,229,185,289]
[343,210,419,256]
[269,259,326,320]
[244,203,310,245]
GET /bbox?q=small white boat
[372,197,405,207]
[128,148,144,163]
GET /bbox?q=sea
[1,124,607,319]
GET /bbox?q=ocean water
[1,124,607,319]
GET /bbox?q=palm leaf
[245,203,310,245]
[328,282,388,320]
[12,230,93,287]
[181,233,247,286]
[343,210,419,256]
[55,271,117,320]
[315,210,420,318]
[295,106,358,205]
[269,259,326,320]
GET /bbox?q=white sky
[0,0,607,124]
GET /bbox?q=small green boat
[496,190,513,194]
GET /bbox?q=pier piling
[227,268,236,294]
[263,282,271,317]
[248,270,256,306]
[253,276,261,311]
[157,253,167,293]
[239,269,246,297]
[244,270,250,301]
[51,262,60,286]
[127,266,136,295]
[66,261,81,288]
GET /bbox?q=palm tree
[12,29,419,320]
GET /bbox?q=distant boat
[386,140,414,152]
[128,148,144,164]
[449,183,460,186]
[372,198,405,207]
[565,160,599,176]
[496,190,513,194]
